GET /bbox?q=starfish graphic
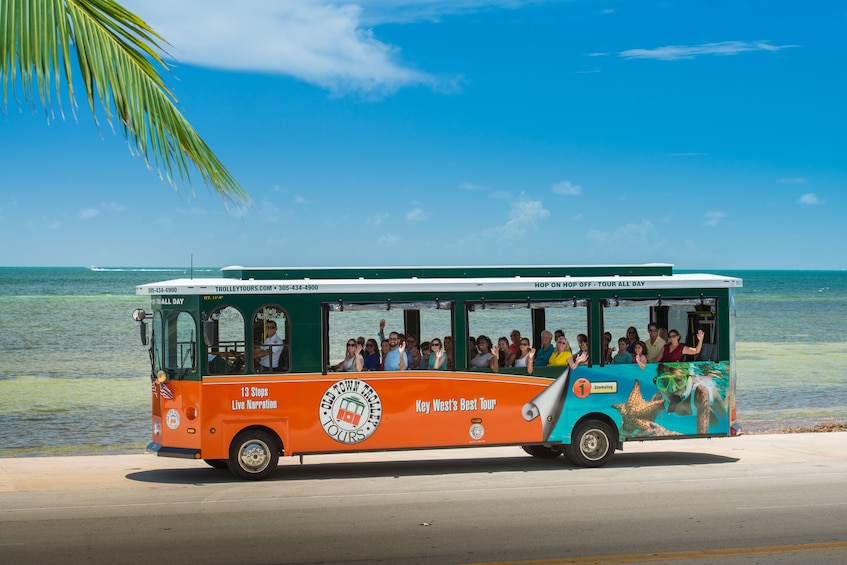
[612,380,665,434]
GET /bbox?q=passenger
[334,339,363,372]
[405,335,421,369]
[429,338,448,370]
[509,330,521,356]
[513,338,535,375]
[550,336,587,369]
[625,327,640,353]
[497,336,514,367]
[603,331,614,365]
[468,336,478,362]
[576,333,590,364]
[553,330,572,353]
[645,323,666,363]
[658,327,669,343]
[631,340,648,369]
[379,339,390,370]
[383,332,407,371]
[418,341,431,369]
[469,335,499,371]
[612,337,632,364]
[662,329,705,362]
[356,336,366,351]
[444,335,454,369]
[396,333,412,368]
[363,338,381,371]
[254,320,284,372]
[534,330,555,366]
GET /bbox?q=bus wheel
[563,420,615,468]
[228,430,280,480]
[204,459,228,470]
[521,445,563,459]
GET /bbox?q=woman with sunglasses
[428,339,448,370]
[549,336,588,369]
[363,338,381,370]
[512,338,535,375]
[334,338,364,372]
[662,329,705,362]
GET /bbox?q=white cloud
[704,210,726,227]
[352,0,541,25]
[43,216,62,230]
[377,233,399,245]
[459,181,488,191]
[493,197,549,237]
[101,201,128,212]
[123,0,436,94]
[779,177,807,184]
[798,193,824,205]
[619,41,798,61]
[79,208,99,219]
[367,213,389,226]
[586,220,656,246]
[552,181,582,196]
[406,207,428,221]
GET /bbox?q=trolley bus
[133,264,742,480]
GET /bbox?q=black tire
[563,419,616,467]
[227,430,280,480]
[204,459,229,470]
[521,444,563,459]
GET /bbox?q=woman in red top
[662,329,705,362]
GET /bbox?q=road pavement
[1,433,846,565]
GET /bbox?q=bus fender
[204,419,289,460]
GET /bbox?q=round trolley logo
[319,379,383,444]
[165,409,180,430]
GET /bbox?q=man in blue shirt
[534,330,555,367]
[383,331,407,371]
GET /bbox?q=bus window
[602,297,718,364]
[325,301,452,370]
[164,311,197,375]
[543,304,589,363]
[205,305,246,375]
[152,310,163,373]
[253,306,288,373]
[467,299,588,370]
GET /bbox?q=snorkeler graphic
[652,362,730,434]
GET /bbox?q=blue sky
[2,0,845,270]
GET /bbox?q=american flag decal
[151,380,158,397]
[159,382,174,400]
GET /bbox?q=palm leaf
[0,0,250,206]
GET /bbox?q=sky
[1,0,845,270]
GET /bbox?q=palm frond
[0,0,250,206]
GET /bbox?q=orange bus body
[152,371,549,461]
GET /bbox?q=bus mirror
[132,310,149,346]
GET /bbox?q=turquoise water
[1,267,845,456]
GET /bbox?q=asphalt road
[2,433,847,565]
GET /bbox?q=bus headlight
[157,370,169,384]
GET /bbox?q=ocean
[1,267,845,456]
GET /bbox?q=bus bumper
[147,442,202,459]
